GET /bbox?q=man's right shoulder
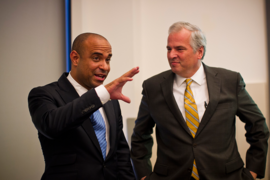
[29,73,67,94]
[31,80,58,90]
[28,80,60,98]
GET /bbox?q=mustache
[95,69,109,75]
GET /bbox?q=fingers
[117,67,139,84]
[123,66,139,78]
[121,95,131,103]
[119,66,139,83]
[105,67,139,103]
[120,77,133,83]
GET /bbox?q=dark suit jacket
[131,64,269,180]
[28,73,135,180]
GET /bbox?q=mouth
[94,74,107,81]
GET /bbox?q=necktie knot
[186,78,193,87]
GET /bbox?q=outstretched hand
[105,67,139,103]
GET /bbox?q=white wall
[0,0,268,179]
[0,0,65,179]
[72,0,268,128]
[72,0,269,179]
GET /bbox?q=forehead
[84,37,112,54]
[167,29,191,45]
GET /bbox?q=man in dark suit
[28,33,138,180]
[131,22,269,180]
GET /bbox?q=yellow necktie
[184,78,200,180]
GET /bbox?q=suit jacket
[131,63,269,180]
[28,73,135,180]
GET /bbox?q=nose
[99,60,110,72]
[168,49,177,60]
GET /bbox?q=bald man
[28,33,138,180]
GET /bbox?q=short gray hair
[169,22,206,59]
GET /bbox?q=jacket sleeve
[236,73,269,179]
[28,86,102,139]
[113,100,136,180]
[131,81,156,180]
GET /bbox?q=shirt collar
[67,72,88,97]
[175,62,205,87]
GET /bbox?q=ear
[197,46,204,60]
[70,50,80,67]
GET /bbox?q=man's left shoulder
[204,64,240,78]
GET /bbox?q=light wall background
[72,0,268,123]
[0,0,269,180]
[72,0,269,179]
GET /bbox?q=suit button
[187,168,192,172]
[193,143,196,148]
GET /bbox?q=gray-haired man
[131,22,269,180]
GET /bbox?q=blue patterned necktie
[90,110,107,160]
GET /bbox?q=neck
[179,62,201,78]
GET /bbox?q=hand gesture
[105,67,139,103]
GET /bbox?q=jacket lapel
[195,64,221,137]
[81,119,104,157]
[102,100,116,160]
[161,64,221,138]
[56,73,104,158]
[56,73,80,104]
[161,71,191,135]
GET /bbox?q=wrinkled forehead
[167,29,192,44]
[84,37,112,53]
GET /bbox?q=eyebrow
[93,52,103,56]
[166,46,187,49]
[176,46,187,49]
[93,52,112,58]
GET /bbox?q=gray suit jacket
[131,63,269,180]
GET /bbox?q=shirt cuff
[95,85,110,105]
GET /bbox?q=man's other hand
[250,171,257,179]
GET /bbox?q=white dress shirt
[173,62,209,122]
[67,73,110,155]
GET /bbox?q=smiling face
[167,28,203,78]
[70,36,112,90]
